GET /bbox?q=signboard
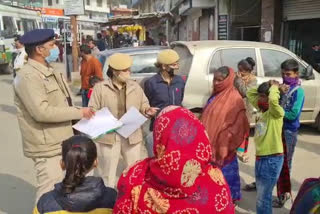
[41,8,64,16]
[218,15,228,40]
[43,17,58,23]
[64,0,85,16]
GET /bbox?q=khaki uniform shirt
[115,85,126,119]
[14,59,82,158]
[89,79,150,145]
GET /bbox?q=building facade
[218,0,320,65]
[281,0,320,63]
[132,0,167,45]
[42,0,110,22]
[133,0,320,65]
[170,0,216,41]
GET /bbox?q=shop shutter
[283,0,320,21]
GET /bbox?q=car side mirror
[304,65,315,80]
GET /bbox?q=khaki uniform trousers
[33,156,64,203]
[96,134,141,188]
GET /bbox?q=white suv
[171,41,320,129]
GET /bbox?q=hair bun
[246,57,256,67]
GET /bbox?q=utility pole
[70,16,79,73]
[165,0,170,41]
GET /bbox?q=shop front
[282,0,320,66]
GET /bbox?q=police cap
[108,53,133,70]
[20,29,55,46]
[157,49,180,65]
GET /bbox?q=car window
[16,20,22,31]
[209,48,256,73]
[209,50,222,73]
[173,45,193,76]
[0,16,17,38]
[22,19,37,33]
[261,49,305,77]
[131,53,158,74]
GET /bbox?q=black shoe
[242,182,256,192]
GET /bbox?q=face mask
[168,68,175,77]
[45,47,59,63]
[115,71,130,83]
[258,101,269,112]
[283,76,299,86]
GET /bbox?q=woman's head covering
[114,106,234,214]
[213,67,235,95]
[201,67,249,167]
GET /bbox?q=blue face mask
[45,47,59,63]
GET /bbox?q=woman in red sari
[201,66,249,202]
[113,106,234,214]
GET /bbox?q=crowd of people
[11,28,320,214]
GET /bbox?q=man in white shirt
[13,35,27,77]
[87,39,100,59]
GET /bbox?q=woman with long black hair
[33,136,117,214]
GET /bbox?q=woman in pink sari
[113,106,235,213]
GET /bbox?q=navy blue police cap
[20,29,55,46]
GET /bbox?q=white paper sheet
[116,107,148,139]
[73,108,123,139]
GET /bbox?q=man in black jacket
[144,49,185,156]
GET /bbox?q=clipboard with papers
[72,107,148,139]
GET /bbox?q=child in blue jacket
[274,59,305,208]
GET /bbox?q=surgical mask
[45,47,59,63]
[283,76,300,87]
[258,101,269,112]
[115,71,130,83]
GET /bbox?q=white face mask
[115,71,131,83]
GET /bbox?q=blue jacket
[281,86,305,132]
[144,73,185,130]
[33,177,117,214]
[97,39,106,51]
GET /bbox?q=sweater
[247,86,284,156]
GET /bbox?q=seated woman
[33,136,117,214]
[113,106,235,214]
[201,66,249,202]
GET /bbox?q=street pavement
[0,67,320,214]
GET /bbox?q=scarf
[242,73,256,86]
[114,107,234,214]
[201,68,249,167]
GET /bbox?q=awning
[102,12,173,26]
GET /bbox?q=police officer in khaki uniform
[89,53,158,187]
[13,29,94,202]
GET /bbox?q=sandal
[242,182,256,192]
[272,193,290,208]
